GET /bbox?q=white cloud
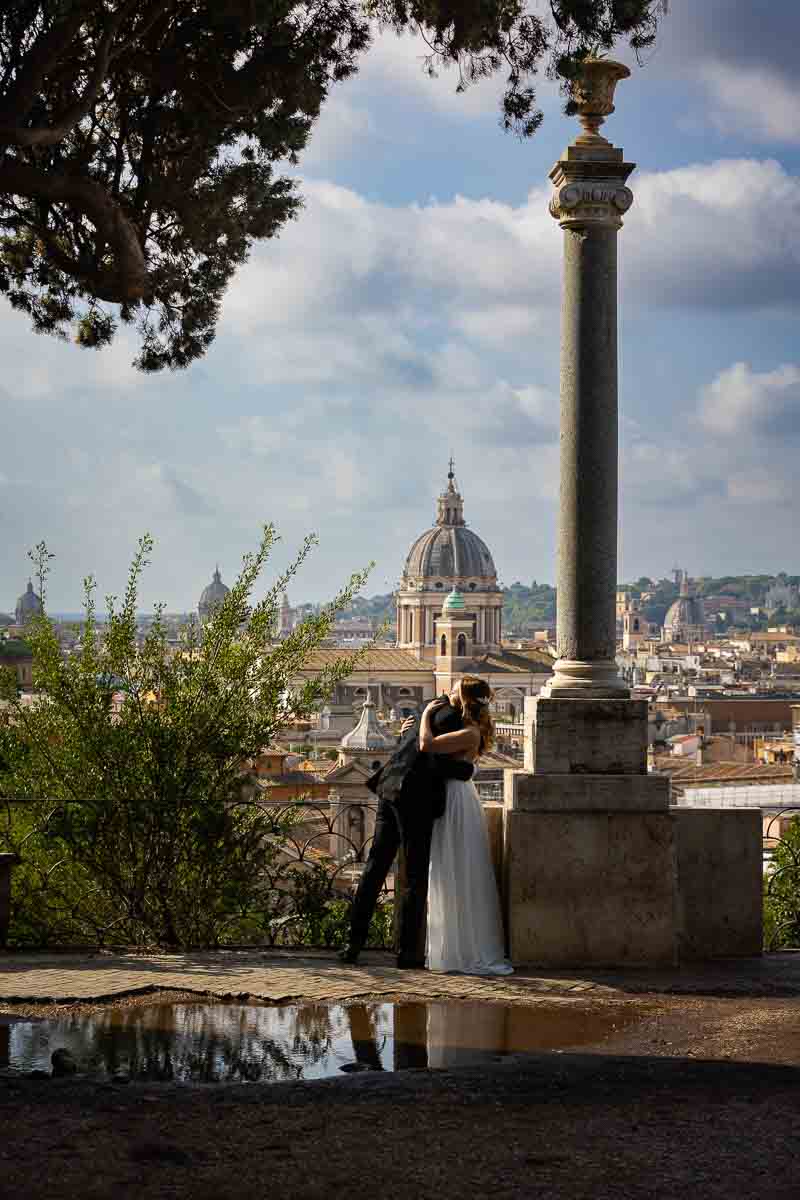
[626,158,800,308]
[6,151,800,605]
[301,98,377,170]
[698,362,800,437]
[357,27,508,120]
[699,61,800,145]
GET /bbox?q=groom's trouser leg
[348,802,400,949]
[397,813,434,963]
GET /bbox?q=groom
[339,691,472,968]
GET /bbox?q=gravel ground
[2,988,800,1198]
[2,1052,800,1199]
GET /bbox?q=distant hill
[339,583,557,636]
[336,574,800,639]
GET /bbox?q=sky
[2,0,800,613]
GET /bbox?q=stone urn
[568,58,630,144]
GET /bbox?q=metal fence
[763,808,800,950]
[1,795,394,952]
[258,798,394,950]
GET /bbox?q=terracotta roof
[294,648,431,673]
[462,649,554,675]
[653,758,793,786]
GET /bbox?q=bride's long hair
[455,675,494,755]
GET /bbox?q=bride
[419,677,513,976]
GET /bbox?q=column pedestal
[504,697,762,966]
[505,697,676,966]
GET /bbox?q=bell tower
[435,588,474,693]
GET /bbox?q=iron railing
[1,795,393,951]
[763,808,800,950]
[256,798,393,949]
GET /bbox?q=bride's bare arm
[420,701,480,757]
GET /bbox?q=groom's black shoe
[338,943,362,965]
[396,956,425,970]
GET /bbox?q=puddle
[0,1000,645,1084]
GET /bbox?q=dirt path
[3,955,800,1198]
[2,1052,800,1199]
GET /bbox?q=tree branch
[0,8,85,125]
[0,1,141,149]
[0,156,146,301]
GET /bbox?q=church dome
[402,465,497,586]
[198,567,229,619]
[663,574,706,639]
[15,580,42,624]
[664,596,705,629]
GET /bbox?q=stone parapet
[674,809,763,959]
[503,808,678,967]
[506,770,669,813]
[502,779,764,966]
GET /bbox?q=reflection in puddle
[0,1000,642,1084]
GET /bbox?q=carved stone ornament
[569,59,631,145]
[549,180,634,228]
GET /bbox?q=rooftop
[460,649,555,675]
[294,648,432,674]
[653,758,794,787]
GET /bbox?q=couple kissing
[339,675,512,976]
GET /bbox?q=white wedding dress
[426,775,514,976]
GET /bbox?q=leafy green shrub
[764,815,800,950]
[0,528,370,948]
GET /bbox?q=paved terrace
[3,947,800,1005]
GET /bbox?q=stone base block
[504,809,677,967]
[506,769,669,812]
[481,801,504,895]
[675,809,763,959]
[524,696,648,776]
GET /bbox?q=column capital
[549,146,636,230]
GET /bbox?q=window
[348,807,365,849]
[440,635,447,656]
[457,633,467,656]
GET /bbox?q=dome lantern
[443,588,465,612]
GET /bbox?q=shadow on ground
[1,1052,799,1199]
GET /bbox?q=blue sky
[2,0,800,612]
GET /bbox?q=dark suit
[347,701,473,962]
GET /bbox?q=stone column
[544,60,634,699]
[503,63,675,968]
[501,59,763,970]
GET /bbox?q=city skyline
[2,0,799,609]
